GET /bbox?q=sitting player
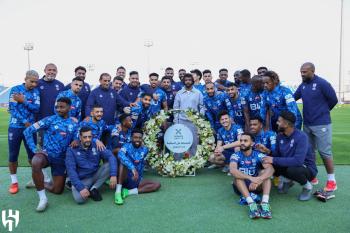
[114,129,161,205]
[230,133,274,219]
[209,110,243,173]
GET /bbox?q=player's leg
[313,124,336,191]
[44,159,66,194]
[235,178,260,219]
[8,128,23,194]
[284,166,313,201]
[115,163,127,205]
[260,177,272,219]
[89,162,110,201]
[137,180,161,193]
[71,177,94,204]
[31,153,50,211]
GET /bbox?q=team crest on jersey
[77,152,81,156]
[55,84,60,90]
[302,86,305,89]
[85,86,89,91]
[290,139,294,147]
[110,93,114,98]
[92,148,97,155]
[54,125,59,129]
[68,124,74,132]
[312,83,317,90]
[40,86,44,90]
[99,94,103,98]
[280,139,284,144]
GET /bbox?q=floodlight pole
[144,40,154,75]
[24,43,34,70]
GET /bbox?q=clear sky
[0,0,349,91]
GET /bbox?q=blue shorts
[46,156,66,177]
[123,171,141,189]
[8,127,36,162]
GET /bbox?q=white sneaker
[207,164,218,169]
[25,180,35,189]
[36,199,48,212]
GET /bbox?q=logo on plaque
[164,124,193,153]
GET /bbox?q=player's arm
[65,148,86,192]
[117,146,135,171]
[23,118,49,153]
[259,163,275,180]
[23,91,40,113]
[229,160,252,180]
[321,81,338,110]
[293,85,301,101]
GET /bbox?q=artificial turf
[0,166,349,233]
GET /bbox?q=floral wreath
[143,109,215,177]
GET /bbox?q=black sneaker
[89,188,102,201]
[65,180,72,190]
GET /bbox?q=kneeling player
[115,129,160,205]
[230,133,274,219]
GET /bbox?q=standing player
[294,62,338,191]
[226,83,246,129]
[262,71,302,131]
[230,133,274,219]
[56,77,83,121]
[238,69,252,100]
[114,129,161,205]
[160,76,176,110]
[37,63,64,121]
[215,68,233,91]
[119,71,142,106]
[65,66,91,119]
[243,75,265,131]
[191,69,205,95]
[203,82,234,132]
[24,97,78,212]
[8,70,40,194]
[140,73,168,112]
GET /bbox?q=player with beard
[130,93,156,129]
[226,83,246,129]
[114,129,161,205]
[230,133,274,219]
[262,111,318,201]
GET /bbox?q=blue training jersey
[130,101,156,129]
[118,143,148,177]
[243,90,265,120]
[263,85,302,126]
[76,117,113,142]
[230,150,265,177]
[254,130,277,153]
[24,115,78,158]
[217,124,243,146]
[229,96,246,128]
[203,92,234,130]
[109,127,132,150]
[8,84,40,128]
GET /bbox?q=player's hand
[130,102,137,107]
[109,176,117,189]
[250,176,263,185]
[24,122,31,128]
[262,156,273,164]
[70,140,79,148]
[80,188,90,199]
[70,117,78,123]
[132,169,139,181]
[123,107,131,114]
[255,144,270,154]
[83,116,90,122]
[13,93,25,103]
[95,139,106,151]
[249,182,259,191]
